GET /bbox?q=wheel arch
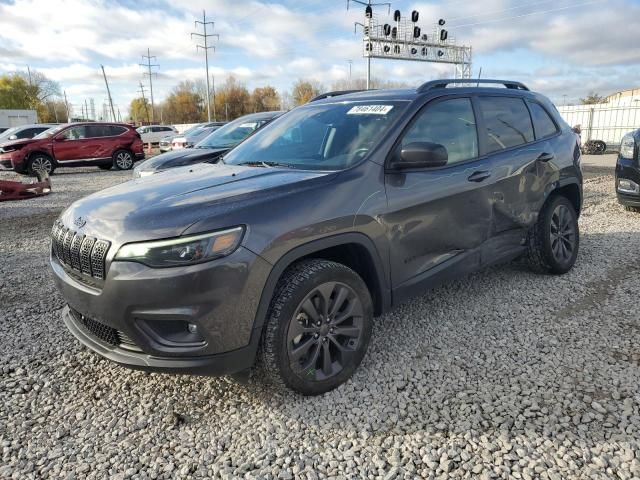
[551,180,582,217]
[252,233,390,336]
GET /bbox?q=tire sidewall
[268,262,373,395]
[540,196,579,273]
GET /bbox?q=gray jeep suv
[51,79,583,395]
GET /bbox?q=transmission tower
[140,48,159,123]
[191,10,219,122]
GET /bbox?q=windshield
[195,116,271,149]
[33,124,67,139]
[223,101,408,170]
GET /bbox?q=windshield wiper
[237,161,292,168]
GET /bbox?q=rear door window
[478,97,534,153]
[109,126,127,136]
[528,102,559,139]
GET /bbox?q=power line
[449,0,602,28]
[191,10,219,122]
[140,48,159,123]
[447,0,558,22]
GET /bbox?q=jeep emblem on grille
[74,216,87,228]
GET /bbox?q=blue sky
[1,0,639,119]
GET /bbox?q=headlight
[115,227,244,267]
[0,146,19,153]
[620,134,635,160]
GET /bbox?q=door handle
[537,152,555,162]
[467,170,491,182]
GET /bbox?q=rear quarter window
[478,97,534,153]
[528,102,559,139]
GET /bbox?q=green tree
[0,71,62,122]
[214,76,250,121]
[129,97,151,123]
[291,79,322,106]
[160,81,205,124]
[251,86,280,112]
[580,92,607,105]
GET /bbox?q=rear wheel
[113,150,134,170]
[257,259,373,395]
[527,195,579,274]
[27,154,55,176]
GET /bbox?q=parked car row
[134,112,281,177]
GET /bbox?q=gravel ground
[1,161,640,480]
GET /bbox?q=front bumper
[615,157,640,207]
[52,245,272,375]
[62,305,260,375]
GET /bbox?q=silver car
[0,124,58,144]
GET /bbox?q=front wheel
[113,150,134,170]
[27,154,55,176]
[527,195,579,274]
[257,259,373,395]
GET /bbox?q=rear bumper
[63,305,259,375]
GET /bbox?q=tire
[526,195,579,274]
[113,150,134,170]
[26,153,55,176]
[98,164,112,171]
[257,259,373,395]
[593,140,607,154]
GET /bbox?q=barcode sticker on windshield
[347,105,394,115]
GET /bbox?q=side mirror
[392,142,448,169]
[53,135,66,142]
[8,134,17,140]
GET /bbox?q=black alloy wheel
[549,204,577,264]
[287,281,365,381]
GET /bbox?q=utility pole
[100,65,117,122]
[84,99,89,121]
[140,48,159,123]
[211,75,217,122]
[63,90,70,122]
[138,81,150,123]
[191,10,219,122]
[347,60,353,87]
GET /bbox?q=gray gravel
[2,161,640,479]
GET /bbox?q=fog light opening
[187,323,198,334]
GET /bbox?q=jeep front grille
[51,221,111,280]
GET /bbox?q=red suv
[0,122,145,175]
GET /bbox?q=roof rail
[417,79,529,93]
[309,90,367,102]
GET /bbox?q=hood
[135,147,228,172]
[60,162,333,245]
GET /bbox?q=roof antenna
[476,67,482,87]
